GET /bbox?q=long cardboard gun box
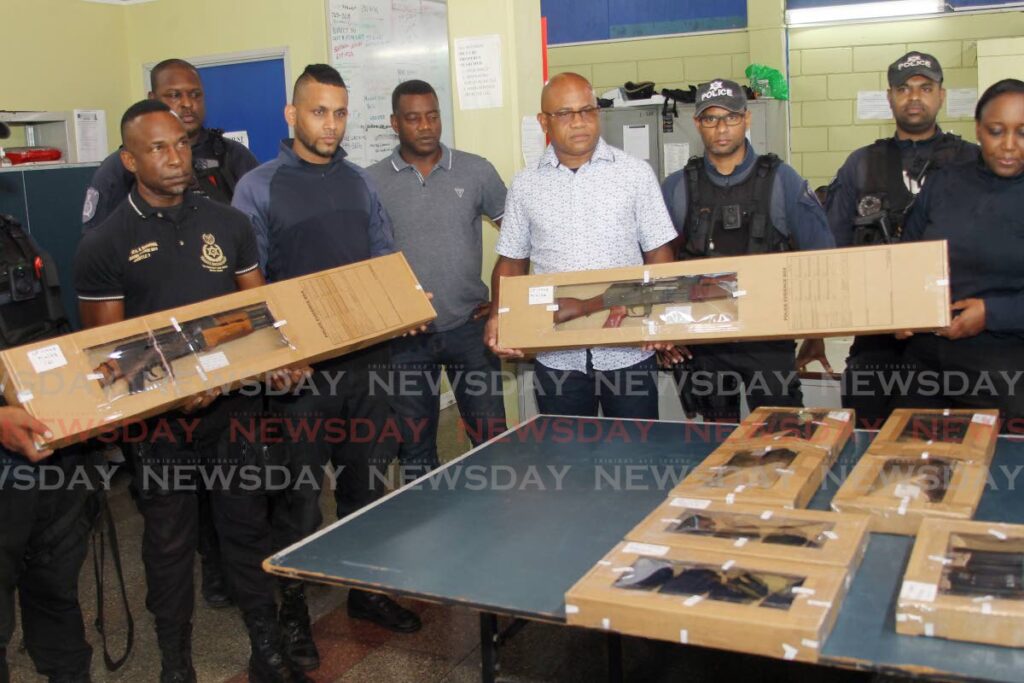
[0,253,435,449]
[497,241,950,351]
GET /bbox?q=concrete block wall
[790,11,1024,188]
[547,30,750,96]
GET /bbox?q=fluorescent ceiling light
[786,0,945,26]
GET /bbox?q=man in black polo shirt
[74,100,310,683]
[80,57,256,611]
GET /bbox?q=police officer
[896,79,1024,430]
[1,122,97,681]
[233,63,422,668]
[824,52,978,429]
[81,58,255,609]
[74,100,310,683]
[661,79,835,421]
[81,58,259,231]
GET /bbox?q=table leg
[480,612,498,683]
[606,632,623,683]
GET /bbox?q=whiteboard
[325,0,455,168]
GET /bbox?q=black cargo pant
[842,334,909,430]
[269,345,397,553]
[0,446,99,680]
[891,333,1024,435]
[129,393,276,638]
[677,340,804,423]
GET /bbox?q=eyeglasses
[697,112,744,128]
[542,106,600,123]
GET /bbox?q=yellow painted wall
[0,0,128,149]
[978,36,1024,92]
[790,11,1024,188]
[121,0,327,101]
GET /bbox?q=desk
[266,416,1024,682]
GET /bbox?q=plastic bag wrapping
[830,450,987,535]
[84,302,290,409]
[745,64,789,100]
[548,271,742,337]
[870,408,1000,463]
[897,519,1024,647]
[727,406,854,463]
[672,439,833,509]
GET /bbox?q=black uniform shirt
[903,159,1024,337]
[74,187,260,318]
[81,128,259,232]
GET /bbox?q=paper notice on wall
[73,109,107,163]
[521,116,546,168]
[454,34,503,110]
[663,142,690,176]
[622,124,650,160]
[946,88,978,118]
[856,91,892,120]
[223,130,250,148]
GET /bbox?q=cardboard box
[830,451,988,535]
[627,498,870,570]
[497,242,950,351]
[0,253,435,448]
[869,408,1000,464]
[671,439,832,509]
[897,518,1024,647]
[726,406,854,463]
[565,541,850,663]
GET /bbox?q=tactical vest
[191,128,239,204]
[853,132,967,245]
[680,154,788,259]
[0,215,71,349]
[0,217,72,415]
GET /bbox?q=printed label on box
[900,580,938,603]
[198,351,230,373]
[528,286,554,305]
[670,497,711,509]
[622,542,669,557]
[972,413,996,426]
[27,345,68,374]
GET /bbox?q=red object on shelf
[2,147,63,164]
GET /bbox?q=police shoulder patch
[82,187,99,223]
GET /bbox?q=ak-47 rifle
[93,304,276,394]
[553,273,737,328]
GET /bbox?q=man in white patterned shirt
[484,72,678,418]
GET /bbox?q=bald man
[232,64,422,653]
[484,73,678,419]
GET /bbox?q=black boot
[1,647,9,683]
[347,589,421,633]
[201,557,233,609]
[280,583,320,671]
[157,624,196,683]
[245,608,312,683]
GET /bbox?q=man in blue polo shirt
[367,79,508,480]
[232,64,422,668]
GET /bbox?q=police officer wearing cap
[74,100,310,683]
[896,79,1024,428]
[81,58,259,232]
[661,79,834,422]
[823,52,978,429]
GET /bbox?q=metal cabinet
[599,99,790,182]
